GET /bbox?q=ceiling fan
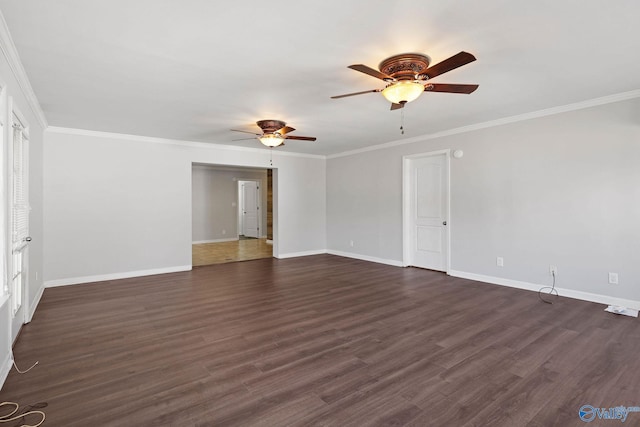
[332,51,479,110]
[231,120,317,147]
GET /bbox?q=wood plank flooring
[2,255,639,426]
[192,238,272,266]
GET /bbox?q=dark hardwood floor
[2,255,639,426]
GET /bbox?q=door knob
[442,221,447,226]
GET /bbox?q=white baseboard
[327,250,404,267]
[266,239,273,245]
[449,270,640,310]
[276,249,327,259]
[0,295,10,391]
[26,284,45,323]
[0,352,10,391]
[192,238,238,244]
[44,265,192,288]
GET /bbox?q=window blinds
[12,123,29,248]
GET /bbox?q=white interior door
[406,153,448,271]
[242,181,259,238]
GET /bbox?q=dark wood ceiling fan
[332,51,479,110]
[231,120,317,147]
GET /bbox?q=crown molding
[46,126,326,160]
[327,89,640,159]
[0,11,47,129]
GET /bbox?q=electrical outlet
[222,229,226,235]
[549,265,558,276]
[349,240,354,247]
[496,257,504,267]
[608,272,619,285]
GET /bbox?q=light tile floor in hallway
[192,238,273,266]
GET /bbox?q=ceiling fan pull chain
[400,108,405,135]
[269,148,273,166]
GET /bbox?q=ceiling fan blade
[423,51,476,79]
[390,103,405,111]
[425,83,479,94]
[278,126,296,135]
[348,64,394,81]
[230,129,260,135]
[331,89,380,99]
[284,135,317,141]
[232,137,257,141]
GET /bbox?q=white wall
[192,166,268,242]
[43,129,326,285]
[327,97,640,305]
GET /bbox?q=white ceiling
[1,0,639,156]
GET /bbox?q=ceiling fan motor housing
[256,119,287,134]
[379,53,431,81]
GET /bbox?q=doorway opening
[191,164,274,266]
[238,179,261,240]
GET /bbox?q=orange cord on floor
[0,401,45,426]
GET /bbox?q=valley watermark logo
[579,405,640,423]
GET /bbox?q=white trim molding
[0,352,10,391]
[26,283,44,323]
[193,238,238,244]
[328,89,640,159]
[44,265,192,288]
[45,90,640,161]
[0,11,47,129]
[276,249,327,259]
[327,250,404,267]
[449,270,640,311]
[46,126,325,159]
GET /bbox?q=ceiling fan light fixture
[258,133,285,147]
[381,81,425,104]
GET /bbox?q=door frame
[7,99,31,340]
[189,164,277,267]
[237,179,262,239]
[402,149,451,272]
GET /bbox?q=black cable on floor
[538,270,558,304]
